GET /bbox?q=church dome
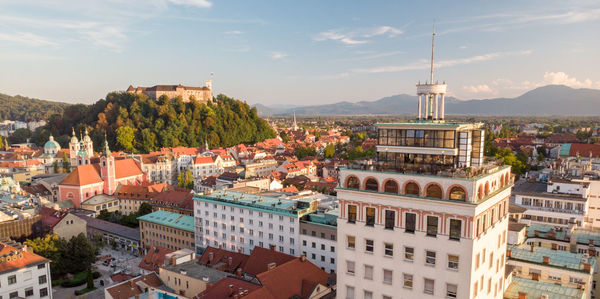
[83,129,92,142]
[44,135,61,151]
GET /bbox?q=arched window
[346,176,359,189]
[365,178,379,191]
[449,187,466,201]
[485,182,490,196]
[505,173,510,185]
[426,184,443,198]
[405,182,420,195]
[478,185,484,200]
[500,175,505,186]
[384,180,398,193]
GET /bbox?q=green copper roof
[194,190,313,217]
[137,210,195,232]
[303,210,338,227]
[560,143,572,157]
[504,277,585,299]
[509,243,595,272]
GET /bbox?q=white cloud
[364,26,403,37]
[167,0,212,8]
[224,30,244,35]
[0,32,57,47]
[269,51,288,60]
[463,84,494,94]
[313,30,368,45]
[542,71,600,88]
[313,25,403,46]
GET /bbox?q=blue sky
[0,0,599,105]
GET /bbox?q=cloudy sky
[0,0,599,105]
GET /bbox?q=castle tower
[100,137,116,195]
[82,128,94,157]
[69,128,80,168]
[416,24,447,121]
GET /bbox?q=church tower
[69,128,80,169]
[82,128,94,156]
[76,140,91,166]
[100,137,116,195]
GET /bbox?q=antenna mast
[430,22,435,84]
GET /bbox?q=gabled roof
[138,246,174,272]
[60,164,103,186]
[114,159,144,179]
[195,155,215,165]
[149,189,194,211]
[197,277,271,299]
[198,246,250,273]
[105,272,163,299]
[256,257,332,299]
[242,246,295,276]
[0,241,48,275]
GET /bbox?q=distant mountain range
[253,85,600,116]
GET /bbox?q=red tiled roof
[114,159,143,179]
[198,246,250,273]
[569,143,600,158]
[149,189,194,211]
[39,207,68,229]
[194,156,215,164]
[256,257,332,299]
[279,186,299,193]
[0,241,48,274]
[242,246,295,276]
[60,164,103,186]
[197,277,271,299]
[138,246,174,272]
[106,272,163,299]
[110,273,134,283]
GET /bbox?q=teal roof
[44,137,60,150]
[560,143,572,157]
[194,190,313,217]
[509,243,595,272]
[526,222,600,246]
[572,229,600,246]
[504,276,585,299]
[303,210,338,227]
[137,210,195,232]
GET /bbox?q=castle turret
[100,137,116,195]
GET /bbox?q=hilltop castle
[126,80,213,103]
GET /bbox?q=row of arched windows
[345,176,467,201]
[476,172,511,200]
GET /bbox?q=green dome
[44,136,61,151]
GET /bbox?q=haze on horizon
[0,0,599,106]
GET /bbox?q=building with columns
[336,30,513,299]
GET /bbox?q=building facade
[0,240,52,299]
[138,210,195,253]
[299,211,337,274]
[126,80,213,103]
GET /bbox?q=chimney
[267,262,276,270]
[269,245,276,251]
[542,256,549,264]
[236,268,242,278]
[300,255,307,262]
[228,284,234,296]
[228,256,233,266]
[584,263,591,271]
[507,250,512,258]
[534,231,539,237]
[589,239,594,245]
[530,245,534,252]
[208,252,214,263]
[171,256,177,266]
[518,292,527,299]
[551,243,557,250]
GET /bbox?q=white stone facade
[0,259,52,299]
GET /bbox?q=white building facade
[0,244,52,299]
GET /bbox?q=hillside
[255,85,600,116]
[34,93,275,153]
[0,93,70,122]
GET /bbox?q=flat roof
[161,261,230,283]
[512,181,585,201]
[81,194,117,206]
[76,215,140,242]
[509,243,595,272]
[137,210,194,233]
[376,120,479,128]
[504,276,584,299]
[194,191,313,217]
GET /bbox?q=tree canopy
[0,93,69,122]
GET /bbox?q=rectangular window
[346,286,355,299]
[449,219,461,240]
[405,246,414,261]
[403,274,413,288]
[364,265,373,280]
[348,205,357,223]
[40,288,49,297]
[405,213,416,233]
[448,255,459,270]
[347,235,355,249]
[385,210,395,229]
[25,288,34,297]
[426,216,438,237]
[363,290,373,299]
[365,239,374,253]
[39,275,47,284]
[366,207,375,226]
[8,274,16,284]
[347,260,355,275]
[424,278,434,294]
[384,243,393,257]
[447,284,458,298]
[426,250,436,266]
[383,269,393,285]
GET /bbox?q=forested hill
[34,93,275,153]
[0,93,70,122]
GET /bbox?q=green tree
[177,169,194,189]
[279,131,290,143]
[295,146,317,159]
[140,128,157,153]
[324,144,335,158]
[8,128,32,144]
[25,234,67,275]
[116,126,135,152]
[63,233,96,274]
[0,136,4,148]
[138,202,153,216]
[86,268,94,289]
[53,160,59,173]
[62,152,70,172]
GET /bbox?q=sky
[0,0,599,106]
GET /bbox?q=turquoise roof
[303,210,338,227]
[526,222,600,246]
[137,210,195,232]
[194,190,313,217]
[509,243,595,272]
[44,137,60,150]
[560,143,572,157]
[504,276,585,299]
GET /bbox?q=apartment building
[299,211,337,274]
[138,210,195,253]
[0,240,52,299]
[193,190,317,255]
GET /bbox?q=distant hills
[254,85,600,116]
[0,93,70,122]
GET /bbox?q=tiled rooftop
[137,210,194,232]
[193,191,313,217]
[504,276,584,299]
[509,243,595,272]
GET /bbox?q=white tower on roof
[416,24,447,121]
